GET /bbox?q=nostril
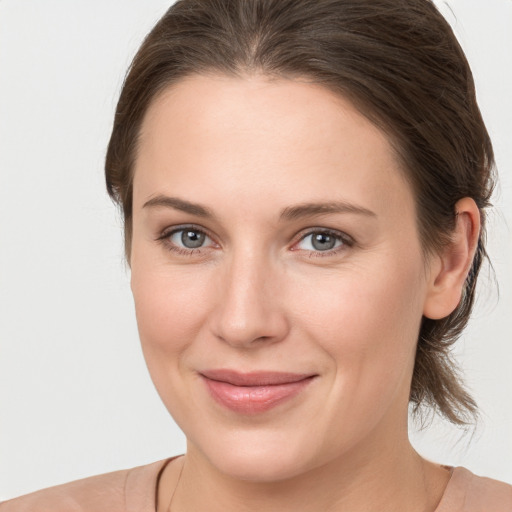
[212,316,289,349]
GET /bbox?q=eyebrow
[279,201,376,221]
[142,195,376,221]
[143,195,215,218]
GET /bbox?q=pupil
[312,233,335,251]
[181,230,205,249]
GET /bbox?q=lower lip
[202,376,316,414]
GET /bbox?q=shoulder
[0,458,172,512]
[437,466,512,512]
[461,468,512,511]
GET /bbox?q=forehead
[134,73,413,218]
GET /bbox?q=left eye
[296,231,345,252]
[168,228,213,249]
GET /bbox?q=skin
[129,73,480,512]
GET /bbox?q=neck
[159,421,451,512]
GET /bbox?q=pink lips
[200,369,316,414]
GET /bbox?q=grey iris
[181,230,205,248]
[312,232,336,251]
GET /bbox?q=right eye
[171,229,208,248]
[157,226,216,255]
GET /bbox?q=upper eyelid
[157,224,353,249]
[157,224,214,240]
[294,227,353,244]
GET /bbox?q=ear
[423,197,481,320]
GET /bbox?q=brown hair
[105,0,495,425]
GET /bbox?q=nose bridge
[211,245,287,347]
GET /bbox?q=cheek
[292,259,425,411]
[130,263,219,425]
[131,264,211,369]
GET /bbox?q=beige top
[1,457,511,511]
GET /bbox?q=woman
[2,0,511,510]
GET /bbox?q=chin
[188,427,324,483]
[212,451,311,483]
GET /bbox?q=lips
[200,369,317,414]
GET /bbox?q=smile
[200,369,317,414]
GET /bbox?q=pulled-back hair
[105,0,495,425]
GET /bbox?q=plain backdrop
[0,0,511,500]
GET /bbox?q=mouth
[199,369,317,414]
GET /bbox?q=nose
[210,250,290,349]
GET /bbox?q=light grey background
[0,0,510,499]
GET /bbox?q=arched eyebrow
[142,195,376,221]
[279,201,376,221]
[143,195,215,218]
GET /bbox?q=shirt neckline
[154,456,182,512]
[151,459,460,512]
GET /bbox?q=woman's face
[130,74,434,480]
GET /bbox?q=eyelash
[156,225,354,258]
[156,224,215,257]
[294,229,354,258]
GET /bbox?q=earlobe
[423,197,481,320]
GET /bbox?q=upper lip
[200,369,316,386]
